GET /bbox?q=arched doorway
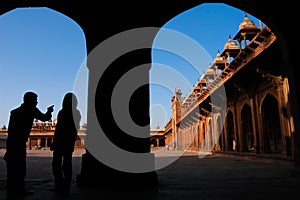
[241,104,254,152]
[159,138,166,147]
[150,138,158,147]
[47,138,52,148]
[261,94,282,154]
[226,111,235,151]
[40,138,46,148]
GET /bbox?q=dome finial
[239,12,257,30]
[224,35,239,50]
[214,49,224,63]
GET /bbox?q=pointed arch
[241,103,254,152]
[159,138,166,146]
[150,138,157,147]
[261,93,281,154]
[226,110,235,151]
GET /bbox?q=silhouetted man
[3,91,54,198]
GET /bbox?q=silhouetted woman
[51,92,81,192]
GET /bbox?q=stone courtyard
[0,148,299,199]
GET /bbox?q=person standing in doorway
[4,91,54,198]
[51,92,81,192]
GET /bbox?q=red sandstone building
[150,125,166,148]
[154,14,295,160]
[0,120,86,149]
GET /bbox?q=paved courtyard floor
[0,148,299,200]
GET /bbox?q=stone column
[252,94,263,154]
[37,139,41,148]
[276,78,293,158]
[77,30,158,187]
[249,97,258,152]
[233,103,240,152]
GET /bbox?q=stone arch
[40,138,46,148]
[261,93,282,154]
[241,103,254,152]
[47,138,52,147]
[260,92,279,108]
[150,138,157,147]
[159,138,165,146]
[226,110,235,151]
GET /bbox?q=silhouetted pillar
[76,33,158,187]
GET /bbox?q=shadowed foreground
[0,148,299,200]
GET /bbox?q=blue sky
[0,7,87,127]
[150,3,263,128]
[0,3,262,128]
